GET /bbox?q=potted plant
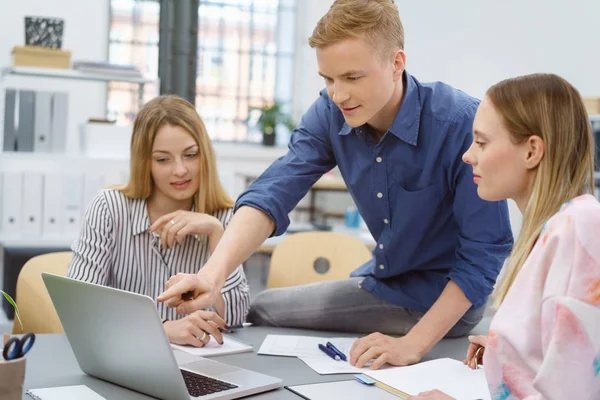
[1,290,25,400]
[249,102,295,146]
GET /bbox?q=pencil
[374,380,411,399]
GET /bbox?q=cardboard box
[11,45,71,69]
[583,97,600,115]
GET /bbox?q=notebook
[171,334,253,357]
[258,334,357,358]
[365,358,491,400]
[26,385,106,400]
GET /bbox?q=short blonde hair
[308,0,404,57]
[120,95,234,214]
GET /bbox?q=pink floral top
[484,194,600,400]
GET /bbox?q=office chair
[12,251,72,334]
[266,231,372,289]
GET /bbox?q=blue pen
[326,341,347,361]
[318,344,341,361]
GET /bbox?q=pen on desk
[326,341,347,361]
[318,343,341,361]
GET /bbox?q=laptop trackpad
[181,358,240,376]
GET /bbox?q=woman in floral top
[410,74,600,400]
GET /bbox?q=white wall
[0,0,110,153]
[292,0,334,120]
[399,0,600,98]
[298,0,600,105]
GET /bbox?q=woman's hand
[463,335,487,370]
[407,390,455,399]
[150,210,224,249]
[163,310,226,347]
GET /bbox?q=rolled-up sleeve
[235,93,337,236]
[67,192,115,285]
[446,106,514,308]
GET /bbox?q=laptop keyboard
[181,369,238,397]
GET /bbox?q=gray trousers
[247,277,485,337]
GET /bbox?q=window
[108,0,297,143]
[108,0,160,124]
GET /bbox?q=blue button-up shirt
[236,72,513,311]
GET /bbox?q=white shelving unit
[0,65,159,151]
[0,66,158,110]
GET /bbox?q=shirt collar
[337,71,421,146]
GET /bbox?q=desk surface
[23,325,487,399]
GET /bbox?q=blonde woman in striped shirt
[68,95,250,348]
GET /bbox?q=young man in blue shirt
[158,0,513,369]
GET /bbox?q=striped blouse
[67,189,250,325]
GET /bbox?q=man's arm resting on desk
[349,280,472,369]
[158,206,275,312]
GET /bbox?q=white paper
[171,334,252,357]
[298,355,367,374]
[366,358,491,400]
[257,335,357,358]
[27,385,106,400]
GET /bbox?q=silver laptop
[42,273,282,400]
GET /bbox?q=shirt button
[379,244,384,249]
[383,218,389,224]
[377,192,383,198]
[379,264,385,270]
[376,157,382,163]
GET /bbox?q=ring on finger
[170,220,176,226]
[474,347,483,363]
[200,332,208,342]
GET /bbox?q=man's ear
[392,49,406,81]
[524,135,545,170]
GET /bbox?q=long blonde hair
[308,0,404,58]
[491,74,595,308]
[120,95,234,214]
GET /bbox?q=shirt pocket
[389,181,442,217]
[388,181,444,255]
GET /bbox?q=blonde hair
[120,95,234,214]
[490,74,595,308]
[308,0,404,58]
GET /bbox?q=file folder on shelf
[3,89,17,152]
[43,173,64,235]
[17,90,36,152]
[1,172,24,234]
[34,91,53,152]
[50,92,68,153]
[21,172,43,236]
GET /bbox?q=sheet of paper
[26,385,106,400]
[366,358,491,400]
[298,355,367,374]
[286,379,400,400]
[171,334,252,357]
[257,335,357,358]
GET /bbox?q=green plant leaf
[0,290,23,332]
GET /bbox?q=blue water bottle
[344,206,360,229]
